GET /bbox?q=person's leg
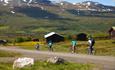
[71,46,74,53]
[35,46,38,50]
[37,46,39,50]
[71,46,76,53]
[90,45,93,55]
[48,46,51,51]
[88,48,91,55]
[49,46,53,51]
[88,46,90,54]
[88,45,92,55]
[90,48,93,54]
[92,46,95,55]
[51,46,53,51]
[73,46,76,53]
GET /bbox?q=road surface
[0,46,115,70]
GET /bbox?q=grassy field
[0,61,94,70]
[0,50,21,57]
[0,62,12,70]
[0,15,115,35]
[12,39,115,56]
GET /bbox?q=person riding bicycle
[48,40,53,51]
[71,39,77,53]
[88,36,95,55]
[35,43,40,50]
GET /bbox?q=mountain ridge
[0,0,115,12]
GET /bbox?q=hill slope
[0,1,115,37]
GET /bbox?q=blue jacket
[71,40,77,47]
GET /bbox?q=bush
[15,37,32,43]
[77,33,87,41]
[15,37,25,43]
[25,37,32,41]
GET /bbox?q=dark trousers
[48,46,53,51]
[36,46,39,50]
[70,46,76,53]
[88,45,94,55]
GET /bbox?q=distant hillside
[0,1,115,37]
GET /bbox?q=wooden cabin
[44,32,64,43]
[108,27,115,39]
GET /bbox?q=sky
[51,0,115,6]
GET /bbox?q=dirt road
[0,47,115,70]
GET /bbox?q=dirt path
[0,46,115,70]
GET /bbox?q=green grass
[0,25,9,30]
[0,50,21,57]
[94,40,115,56]
[0,61,94,70]
[0,62,12,70]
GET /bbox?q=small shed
[32,38,39,42]
[77,33,87,41]
[108,26,115,39]
[0,40,7,45]
[44,32,64,43]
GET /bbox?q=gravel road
[0,47,115,70]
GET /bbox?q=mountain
[75,1,115,12]
[56,1,115,12]
[0,0,115,18]
[0,0,52,6]
[0,0,115,17]
[0,0,115,12]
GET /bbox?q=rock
[13,57,34,69]
[47,57,65,64]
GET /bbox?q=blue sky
[51,0,115,6]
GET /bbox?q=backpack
[91,39,95,45]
